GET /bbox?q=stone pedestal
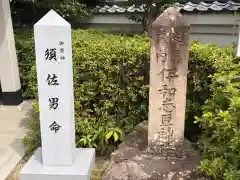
[20,148,95,180]
[104,122,206,180]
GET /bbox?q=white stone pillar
[33,9,76,166]
[0,0,23,105]
[20,10,95,180]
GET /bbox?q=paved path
[0,101,34,180]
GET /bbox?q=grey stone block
[20,148,95,180]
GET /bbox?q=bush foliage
[19,29,150,155]
[195,52,240,179]
[15,29,240,179]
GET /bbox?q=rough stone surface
[104,122,209,180]
[148,7,190,143]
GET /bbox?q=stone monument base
[104,121,208,180]
[20,148,95,180]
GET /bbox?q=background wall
[80,12,240,46]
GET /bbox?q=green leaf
[105,131,113,140]
[113,132,119,142]
[79,138,85,142]
[83,139,87,146]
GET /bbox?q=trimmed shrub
[17,29,214,153]
[195,49,240,179]
[16,29,240,177]
[22,29,150,155]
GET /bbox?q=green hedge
[195,53,240,178]
[15,29,240,179]
[19,29,150,155]
[16,28,210,142]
